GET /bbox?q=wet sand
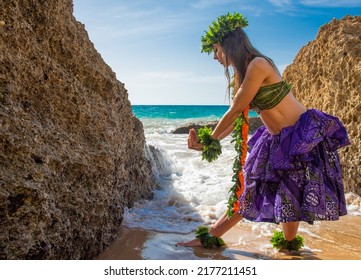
[98,215,361,260]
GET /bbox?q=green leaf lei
[270,231,304,251]
[201,12,248,54]
[197,126,222,162]
[226,113,248,218]
[195,226,225,248]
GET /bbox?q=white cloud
[268,0,361,7]
[300,0,361,7]
[268,0,293,7]
[125,71,227,105]
[266,0,302,15]
[98,5,160,19]
[191,0,264,14]
[136,71,224,84]
[191,0,235,9]
[88,6,195,41]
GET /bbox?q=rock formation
[0,0,156,259]
[171,117,263,135]
[283,15,361,195]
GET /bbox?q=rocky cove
[0,1,360,260]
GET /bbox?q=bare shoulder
[243,57,273,84]
[247,56,281,85]
[249,57,274,72]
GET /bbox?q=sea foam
[123,115,361,236]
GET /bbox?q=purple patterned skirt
[238,109,350,224]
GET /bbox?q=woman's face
[213,44,229,67]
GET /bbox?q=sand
[97,215,361,260]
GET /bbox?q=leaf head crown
[201,12,248,54]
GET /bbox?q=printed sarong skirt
[238,109,350,224]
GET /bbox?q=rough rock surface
[283,15,361,195]
[0,0,156,259]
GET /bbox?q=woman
[178,12,350,249]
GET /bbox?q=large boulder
[0,0,156,259]
[283,15,361,195]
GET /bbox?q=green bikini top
[249,80,292,113]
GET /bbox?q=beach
[98,215,361,260]
[98,105,361,260]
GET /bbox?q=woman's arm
[188,58,270,150]
[218,123,234,140]
[212,58,270,140]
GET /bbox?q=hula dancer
[178,12,350,251]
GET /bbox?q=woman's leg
[177,212,243,247]
[282,221,299,241]
[209,212,243,237]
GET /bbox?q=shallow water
[98,215,361,260]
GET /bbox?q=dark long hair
[221,28,279,98]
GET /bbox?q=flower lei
[195,226,225,248]
[227,107,249,218]
[201,12,248,54]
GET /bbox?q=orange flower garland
[227,107,249,218]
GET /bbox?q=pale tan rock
[0,0,156,259]
[283,15,361,196]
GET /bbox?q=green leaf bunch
[197,126,222,163]
[201,12,248,54]
[270,231,304,251]
[195,226,225,248]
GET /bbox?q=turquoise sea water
[132,105,258,120]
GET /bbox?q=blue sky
[73,0,361,105]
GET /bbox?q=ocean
[123,105,361,236]
[132,105,258,120]
[124,105,241,234]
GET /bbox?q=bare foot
[176,238,202,247]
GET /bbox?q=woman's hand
[187,128,203,151]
